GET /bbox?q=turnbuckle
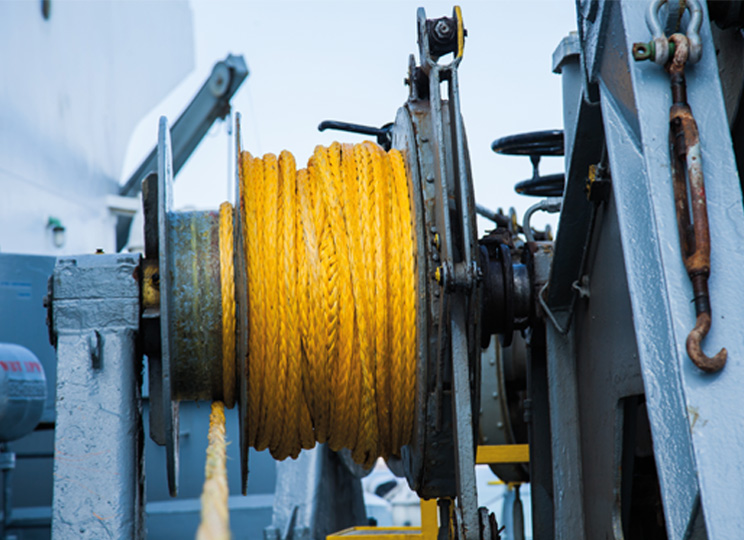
[665,35,726,373]
[634,29,726,373]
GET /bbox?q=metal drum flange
[151,116,237,496]
[395,12,481,527]
[233,113,251,494]
[156,117,180,496]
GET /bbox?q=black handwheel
[514,172,565,197]
[491,130,564,157]
[491,130,565,197]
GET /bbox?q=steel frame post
[50,254,143,539]
[524,322,554,540]
[265,445,366,540]
[575,0,744,537]
[544,325,586,540]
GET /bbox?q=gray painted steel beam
[545,326,586,540]
[50,254,143,539]
[265,445,366,540]
[601,86,699,540]
[582,0,744,537]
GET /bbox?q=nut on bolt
[633,39,676,62]
[433,19,453,40]
[632,40,654,61]
[434,266,442,283]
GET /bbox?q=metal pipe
[522,197,562,243]
[476,203,510,227]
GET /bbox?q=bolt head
[434,19,453,38]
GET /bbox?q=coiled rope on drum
[233,140,418,466]
[198,140,417,538]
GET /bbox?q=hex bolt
[434,19,453,41]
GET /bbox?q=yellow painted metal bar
[454,5,464,59]
[420,499,438,539]
[326,498,438,539]
[326,527,421,539]
[326,526,420,539]
[476,444,530,464]
[326,444,531,538]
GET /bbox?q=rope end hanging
[196,401,231,540]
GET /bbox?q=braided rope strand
[196,402,230,540]
[219,204,236,409]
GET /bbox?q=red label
[24,361,41,373]
[0,360,37,373]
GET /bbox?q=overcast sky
[122,0,577,234]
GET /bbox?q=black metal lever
[318,120,393,151]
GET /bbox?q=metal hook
[687,312,727,373]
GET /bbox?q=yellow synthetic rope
[199,142,417,538]
[196,402,230,540]
[219,203,236,409]
[230,141,417,467]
